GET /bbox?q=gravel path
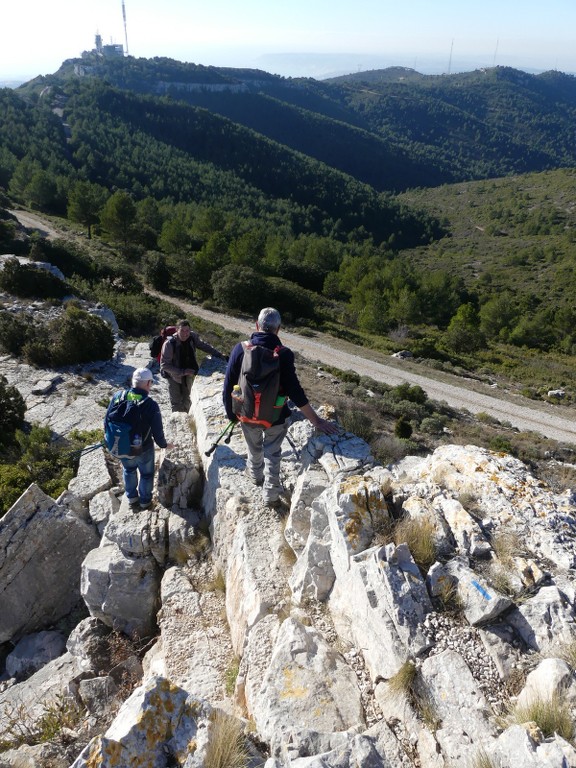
[148,291,576,445]
[7,206,575,445]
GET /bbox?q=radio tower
[122,0,129,55]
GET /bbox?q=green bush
[420,415,448,435]
[0,374,26,450]
[22,305,114,367]
[389,382,428,404]
[489,435,513,453]
[0,257,69,299]
[0,464,31,515]
[143,252,171,292]
[0,311,31,356]
[0,423,98,517]
[211,265,263,314]
[395,416,413,439]
[264,276,318,323]
[90,287,160,336]
[338,407,374,443]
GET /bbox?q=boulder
[0,483,99,643]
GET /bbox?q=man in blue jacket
[107,367,174,510]
[223,307,337,507]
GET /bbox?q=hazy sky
[2,0,576,82]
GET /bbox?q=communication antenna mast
[492,38,499,68]
[447,38,454,74]
[122,0,129,55]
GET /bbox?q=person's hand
[165,442,175,450]
[183,368,197,376]
[313,417,339,435]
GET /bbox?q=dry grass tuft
[394,515,437,574]
[388,660,418,699]
[435,580,463,615]
[503,694,574,742]
[555,638,576,671]
[0,695,85,751]
[204,711,249,768]
[387,660,440,732]
[490,527,524,567]
[470,748,497,768]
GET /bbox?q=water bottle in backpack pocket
[131,433,142,456]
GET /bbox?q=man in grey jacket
[160,319,227,412]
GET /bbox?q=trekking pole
[205,421,236,456]
[223,421,237,444]
[285,432,301,460]
[66,441,105,459]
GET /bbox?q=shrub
[0,257,68,299]
[211,265,263,314]
[337,406,374,443]
[143,251,171,291]
[420,416,447,435]
[0,374,26,450]
[0,423,97,516]
[0,311,31,356]
[22,305,114,367]
[264,276,318,323]
[0,464,31,516]
[90,287,162,336]
[389,382,428,404]
[372,435,418,465]
[489,435,512,454]
[394,416,413,439]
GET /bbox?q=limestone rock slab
[0,483,99,643]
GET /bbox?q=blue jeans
[121,447,155,505]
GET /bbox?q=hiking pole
[223,421,237,444]
[66,441,105,460]
[285,432,301,460]
[205,420,236,456]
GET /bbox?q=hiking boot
[128,497,140,511]
[245,469,264,486]
[140,501,152,510]
[264,490,290,510]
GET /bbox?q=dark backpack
[232,342,286,428]
[104,390,151,458]
[150,325,177,360]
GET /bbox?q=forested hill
[20,57,576,192]
[1,78,439,249]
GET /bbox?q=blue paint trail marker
[471,580,491,600]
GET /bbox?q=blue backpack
[104,390,151,458]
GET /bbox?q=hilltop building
[82,33,124,61]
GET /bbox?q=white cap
[132,367,153,387]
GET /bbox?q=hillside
[16,58,576,192]
[3,56,576,403]
[0,82,438,250]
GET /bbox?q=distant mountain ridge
[15,58,576,192]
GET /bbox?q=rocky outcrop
[0,483,99,644]
[3,344,576,767]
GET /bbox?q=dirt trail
[9,210,60,239]
[7,207,576,444]
[147,290,576,445]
